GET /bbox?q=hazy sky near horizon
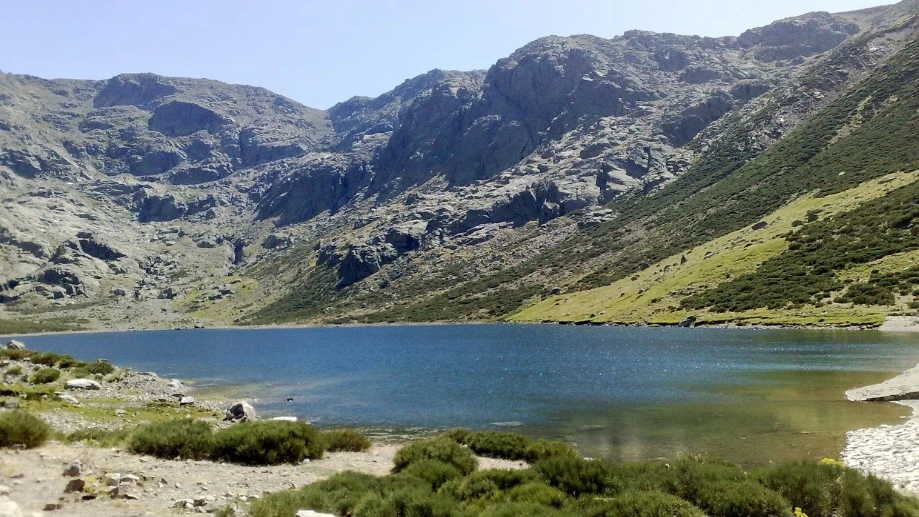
[0,0,888,109]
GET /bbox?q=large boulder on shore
[224,401,257,422]
[66,378,102,390]
[4,340,25,351]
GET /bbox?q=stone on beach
[65,379,102,390]
[224,401,257,422]
[4,340,25,351]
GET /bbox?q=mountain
[1,2,918,332]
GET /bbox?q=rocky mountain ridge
[1,2,916,330]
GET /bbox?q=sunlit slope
[510,170,919,326]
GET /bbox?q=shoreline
[3,314,918,339]
[843,362,919,494]
[0,340,523,516]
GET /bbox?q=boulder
[4,340,25,351]
[62,461,82,477]
[179,396,196,406]
[65,379,102,390]
[56,394,79,405]
[224,401,257,422]
[677,315,697,328]
[63,479,85,493]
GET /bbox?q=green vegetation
[29,367,60,384]
[682,179,919,312]
[244,34,919,327]
[392,437,479,476]
[0,410,51,448]
[212,420,325,465]
[128,418,332,465]
[62,427,132,447]
[129,418,214,460]
[322,427,372,452]
[443,429,578,463]
[251,432,919,517]
[0,317,84,335]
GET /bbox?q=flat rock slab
[847,363,919,401]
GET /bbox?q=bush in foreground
[322,428,371,452]
[392,437,478,476]
[29,367,61,384]
[0,411,51,448]
[756,460,919,517]
[129,418,213,460]
[578,490,706,517]
[212,420,324,465]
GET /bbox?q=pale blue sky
[0,0,888,109]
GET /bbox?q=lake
[5,324,919,465]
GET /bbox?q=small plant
[212,420,325,465]
[0,411,51,448]
[5,365,22,376]
[392,437,478,476]
[29,367,61,384]
[322,428,372,452]
[129,418,213,460]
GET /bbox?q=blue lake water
[6,324,919,464]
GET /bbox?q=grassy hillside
[511,171,919,326]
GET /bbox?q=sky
[0,0,890,109]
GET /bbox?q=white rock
[65,379,101,390]
[296,511,337,517]
[270,416,297,422]
[56,394,79,405]
[4,340,26,351]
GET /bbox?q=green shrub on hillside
[29,367,60,384]
[755,460,919,517]
[393,437,479,476]
[65,427,132,447]
[463,431,534,461]
[690,480,792,517]
[322,428,371,452]
[0,411,51,448]
[5,365,23,376]
[534,456,613,497]
[578,490,706,517]
[399,459,464,489]
[129,418,213,460]
[212,420,324,465]
[505,481,568,508]
[441,430,578,463]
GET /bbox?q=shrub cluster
[321,428,372,452]
[392,437,479,476]
[29,367,61,384]
[0,411,51,448]
[0,348,116,379]
[129,419,338,465]
[441,429,578,463]
[251,435,919,517]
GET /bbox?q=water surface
[7,324,918,465]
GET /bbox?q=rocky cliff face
[1,3,914,328]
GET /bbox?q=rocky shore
[0,340,524,516]
[843,364,919,495]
